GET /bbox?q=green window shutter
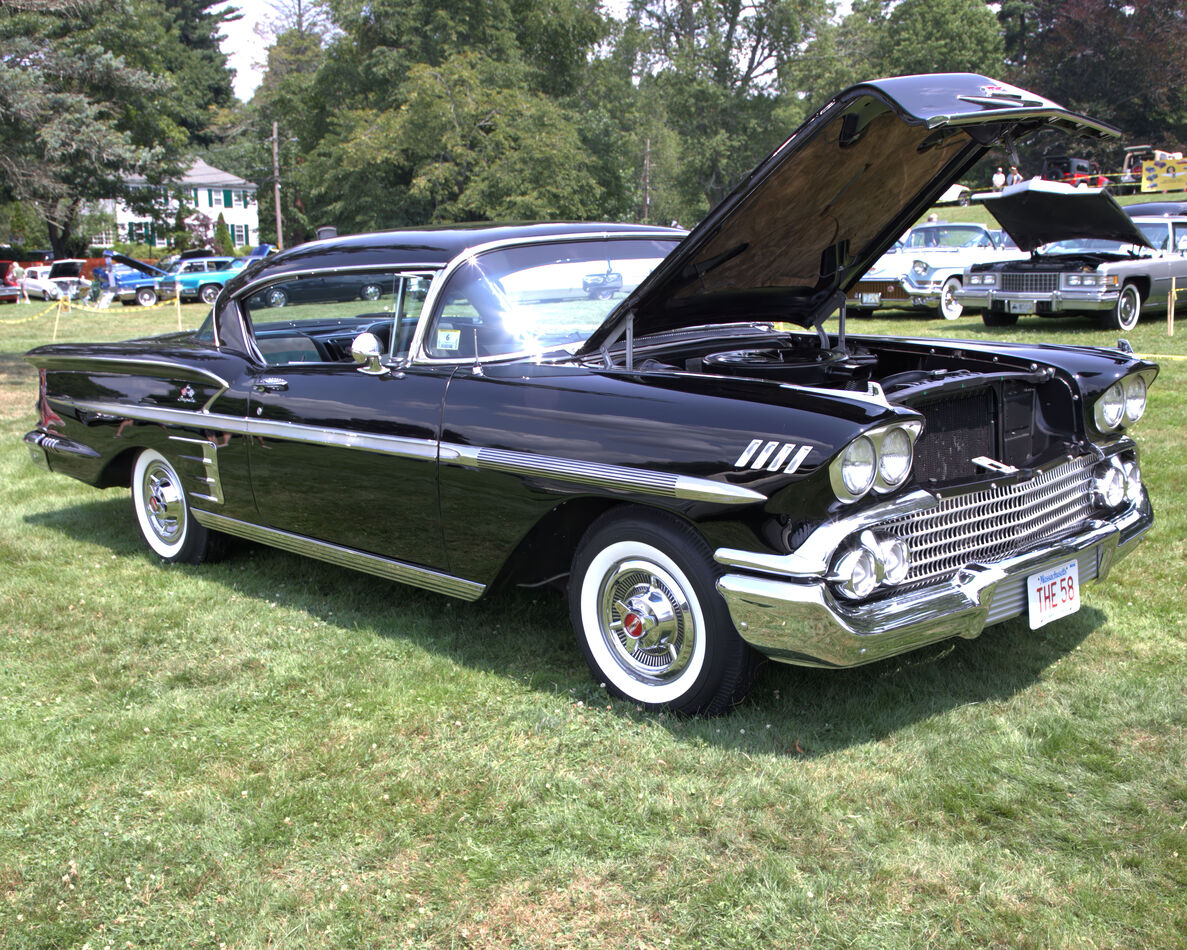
[223,189,233,208]
[207,189,214,206]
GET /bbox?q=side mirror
[351,331,387,376]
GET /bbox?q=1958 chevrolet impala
[23,75,1157,714]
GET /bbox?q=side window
[242,271,433,367]
[1173,224,1187,253]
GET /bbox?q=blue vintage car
[100,253,171,306]
[157,247,274,305]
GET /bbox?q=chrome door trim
[192,510,485,600]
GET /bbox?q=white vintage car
[846,222,1026,320]
[19,264,62,301]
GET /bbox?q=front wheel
[136,287,158,307]
[131,449,218,563]
[939,276,963,321]
[198,283,220,305]
[982,308,1018,327]
[1100,283,1142,331]
[568,509,757,715]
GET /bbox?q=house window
[209,189,223,208]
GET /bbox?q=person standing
[1006,165,1023,186]
[992,167,1006,191]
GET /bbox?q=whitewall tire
[131,449,216,563]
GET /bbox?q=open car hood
[580,73,1118,355]
[109,253,168,278]
[981,180,1153,251]
[48,260,86,280]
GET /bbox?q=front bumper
[957,288,1118,314]
[715,496,1151,669]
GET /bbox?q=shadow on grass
[27,494,1101,756]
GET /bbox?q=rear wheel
[131,449,217,563]
[264,286,289,308]
[939,276,963,321]
[982,308,1019,327]
[1099,283,1141,331]
[360,283,383,301]
[568,509,758,715]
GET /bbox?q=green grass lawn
[1,299,1185,948]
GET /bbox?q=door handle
[253,377,289,393]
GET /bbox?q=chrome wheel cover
[940,278,962,320]
[1116,286,1139,330]
[267,288,288,307]
[361,283,382,300]
[140,458,185,545]
[596,557,696,683]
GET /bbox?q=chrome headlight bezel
[1094,371,1152,433]
[830,422,923,503]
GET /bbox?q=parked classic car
[157,247,274,304]
[956,181,1187,329]
[19,264,61,301]
[0,261,20,304]
[846,222,1025,319]
[102,253,171,306]
[23,75,1157,715]
[44,259,90,299]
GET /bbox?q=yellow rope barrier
[0,300,61,325]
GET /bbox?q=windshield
[1040,221,1167,256]
[904,225,993,249]
[424,238,679,359]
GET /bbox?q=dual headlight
[1093,373,1150,432]
[829,530,911,600]
[829,422,922,503]
[967,273,996,286]
[1063,273,1116,289]
[1093,455,1143,509]
[911,260,929,277]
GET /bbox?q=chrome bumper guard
[715,498,1151,669]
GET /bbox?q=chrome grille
[878,456,1095,588]
[851,279,908,300]
[1001,273,1058,294]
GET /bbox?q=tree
[1010,0,1187,152]
[0,0,237,255]
[876,0,1004,78]
[213,211,233,252]
[626,0,832,211]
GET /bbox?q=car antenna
[471,327,483,375]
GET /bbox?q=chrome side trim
[32,354,230,393]
[169,435,224,504]
[55,397,450,462]
[445,443,766,505]
[191,510,486,600]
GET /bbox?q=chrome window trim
[191,510,485,600]
[407,231,684,367]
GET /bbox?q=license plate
[1008,299,1035,314]
[860,293,881,306]
[1027,559,1080,629]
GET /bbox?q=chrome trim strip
[446,442,765,505]
[55,397,452,462]
[33,355,230,392]
[169,435,224,504]
[233,265,441,304]
[191,510,485,600]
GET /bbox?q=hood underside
[981,180,1152,251]
[580,73,1118,356]
[109,253,167,277]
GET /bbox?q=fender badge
[735,439,812,474]
[179,385,196,403]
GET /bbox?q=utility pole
[272,121,284,250]
[643,137,651,225]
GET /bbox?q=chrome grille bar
[879,456,1095,587]
[1001,273,1059,293]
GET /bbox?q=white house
[94,158,260,250]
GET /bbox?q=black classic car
[23,75,1157,715]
